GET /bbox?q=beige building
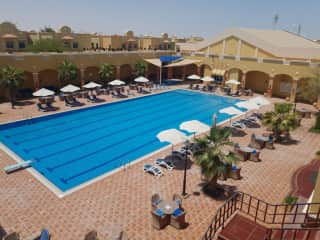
[0,22,31,52]
[180,28,320,104]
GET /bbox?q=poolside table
[297,108,312,118]
[158,200,179,215]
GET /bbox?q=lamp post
[182,140,190,196]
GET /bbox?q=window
[6,41,14,49]
[95,43,99,49]
[72,42,79,49]
[18,41,26,49]
[91,43,95,49]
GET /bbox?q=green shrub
[25,39,66,53]
[284,195,298,205]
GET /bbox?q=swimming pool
[0,89,243,194]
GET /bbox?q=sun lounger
[155,159,174,170]
[230,121,247,130]
[231,90,241,97]
[4,160,33,174]
[171,148,192,160]
[250,133,266,149]
[37,103,50,112]
[143,164,163,176]
[46,102,57,111]
[194,84,199,90]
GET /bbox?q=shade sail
[226,79,241,85]
[219,107,243,115]
[108,80,125,86]
[187,74,201,80]
[82,81,102,89]
[159,56,182,63]
[201,76,215,82]
[60,84,80,93]
[33,88,55,97]
[180,120,210,134]
[144,58,200,68]
[134,76,149,83]
[236,101,260,110]
[156,129,188,145]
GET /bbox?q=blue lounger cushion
[155,208,164,217]
[173,208,183,217]
[40,229,50,240]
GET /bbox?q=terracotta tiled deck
[0,87,319,239]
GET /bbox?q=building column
[115,66,121,79]
[197,66,201,76]
[181,66,186,80]
[223,70,229,85]
[267,75,274,97]
[241,72,246,89]
[289,80,298,103]
[80,68,85,87]
[32,72,40,90]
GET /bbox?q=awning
[144,58,200,68]
[212,69,226,76]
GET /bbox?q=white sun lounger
[4,160,33,174]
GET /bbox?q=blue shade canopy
[159,56,182,63]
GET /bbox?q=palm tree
[0,66,24,109]
[262,102,300,141]
[194,126,238,190]
[57,60,78,86]
[297,70,320,108]
[99,63,114,87]
[134,60,147,77]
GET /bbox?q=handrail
[201,191,320,240]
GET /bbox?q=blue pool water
[0,89,243,192]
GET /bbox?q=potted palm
[284,195,298,212]
[99,63,114,88]
[194,126,239,193]
[57,60,78,86]
[0,66,24,109]
[262,103,300,142]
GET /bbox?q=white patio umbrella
[156,129,188,151]
[226,79,241,85]
[134,76,149,83]
[201,76,215,82]
[187,74,201,80]
[108,80,125,86]
[180,120,210,137]
[236,101,260,111]
[60,84,80,93]
[32,88,54,97]
[82,81,102,89]
[219,106,243,116]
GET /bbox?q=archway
[200,64,212,77]
[245,71,269,94]
[185,64,198,76]
[39,69,59,92]
[85,66,100,84]
[172,67,183,79]
[272,74,293,99]
[120,64,133,83]
[147,64,158,82]
[228,68,243,81]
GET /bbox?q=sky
[1,0,319,40]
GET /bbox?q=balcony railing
[201,191,320,240]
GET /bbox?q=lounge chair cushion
[231,165,238,171]
[173,208,183,217]
[155,208,165,217]
[40,229,50,240]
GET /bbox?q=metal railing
[201,191,320,240]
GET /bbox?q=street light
[182,140,191,196]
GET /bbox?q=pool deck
[0,86,319,239]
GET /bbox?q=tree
[99,64,114,87]
[297,70,320,108]
[40,26,55,33]
[25,39,65,53]
[134,60,147,77]
[194,126,238,190]
[262,103,300,141]
[58,61,78,86]
[0,66,24,108]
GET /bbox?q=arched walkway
[39,69,59,91]
[23,71,35,90]
[245,71,269,94]
[185,64,198,76]
[172,67,183,79]
[120,64,133,83]
[272,74,293,99]
[200,64,212,77]
[85,66,99,84]
[228,68,243,81]
[147,64,158,82]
